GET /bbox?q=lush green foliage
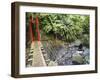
[26,13,89,46]
[39,13,89,43]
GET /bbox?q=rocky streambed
[41,40,90,66]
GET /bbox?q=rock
[84,56,89,64]
[48,61,58,66]
[72,51,84,64]
[74,40,81,46]
[65,59,72,65]
[83,48,89,56]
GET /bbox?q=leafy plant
[26,13,89,45]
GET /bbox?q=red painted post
[29,16,34,41]
[36,16,40,41]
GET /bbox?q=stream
[42,40,90,66]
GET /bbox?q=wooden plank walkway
[31,41,46,67]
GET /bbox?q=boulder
[72,51,84,64]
